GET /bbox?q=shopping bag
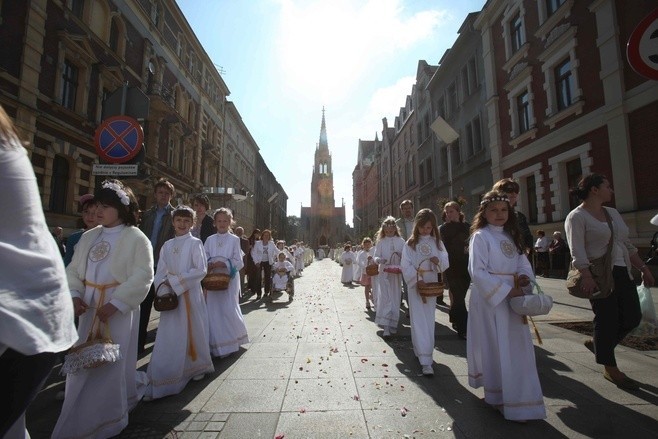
[631,285,658,336]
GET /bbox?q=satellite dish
[147,61,156,74]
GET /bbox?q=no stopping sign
[627,8,658,80]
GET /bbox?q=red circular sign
[627,8,658,80]
[94,115,144,164]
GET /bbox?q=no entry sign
[627,8,658,80]
[94,115,144,164]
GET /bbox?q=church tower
[300,108,346,249]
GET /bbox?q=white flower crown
[102,181,130,206]
[480,195,509,206]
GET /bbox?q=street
[27,259,658,438]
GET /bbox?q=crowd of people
[329,175,655,423]
[2,91,656,435]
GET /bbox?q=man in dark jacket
[137,178,175,353]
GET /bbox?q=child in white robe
[357,238,376,310]
[467,191,546,422]
[374,217,406,338]
[401,209,450,377]
[53,180,153,439]
[144,206,214,401]
[204,208,249,357]
[276,240,296,277]
[272,252,295,300]
[340,244,355,285]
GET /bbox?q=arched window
[49,155,69,213]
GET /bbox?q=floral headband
[102,180,130,206]
[480,194,509,206]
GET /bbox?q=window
[419,162,425,185]
[436,96,445,119]
[511,13,524,53]
[461,67,470,98]
[465,123,474,158]
[566,158,582,210]
[441,146,448,172]
[426,157,433,181]
[468,58,478,92]
[447,83,457,117]
[109,20,119,52]
[167,137,176,167]
[473,116,482,152]
[49,155,69,213]
[526,174,538,223]
[517,92,530,134]
[546,0,566,16]
[61,60,78,111]
[555,58,573,111]
[406,156,415,186]
[69,0,84,18]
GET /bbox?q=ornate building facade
[300,109,346,249]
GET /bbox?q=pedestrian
[340,244,355,286]
[493,179,534,258]
[138,178,175,353]
[144,206,214,401]
[272,251,295,301]
[0,104,77,438]
[275,239,295,275]
[52,226,66,258]
[548,231,568,277]
[246,229,261,294]
[401,209,450,376]
[439,201,471,339]
[395,199,415,308]
[466,190,545,422]
[63,194,98,266]
[357,237,376,310]
[235,226,252,293]
[250,229,277,299]
[53,179,154,438]
[191,194,215,244]
[204,208,249,357]
[534,230,550,277]
[374,217,406,339]
[565,173,654,390]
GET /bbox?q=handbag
[61,316,121,375]
[566,209,614,299]
[509,280,553,316]
[153,281,179,312]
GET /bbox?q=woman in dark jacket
[439,201,470,339]
[191,194,215,244]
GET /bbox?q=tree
[286,215,300,241]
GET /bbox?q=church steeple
[318,106,328,150]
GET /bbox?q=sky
[175,0,487,226]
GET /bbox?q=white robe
[467,225,546,421]
[294,247,304,273]
[353,250,363,282]
[272,260,294,290]
[53,225,150,439]
[340,251,355,283]
[402,236,450,367]
[204,232,249,357]
[374,236,406,331]
[146,233,214,400]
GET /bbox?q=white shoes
[192,374,205,381]
[422,365,434,376]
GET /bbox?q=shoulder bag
[566,209,614,299]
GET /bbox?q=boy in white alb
[144,206,214,401]
[340,244,355,285]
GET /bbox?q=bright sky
[175,0,486,227]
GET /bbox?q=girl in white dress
[53,180,153,439]
[144,206,214,401]
[374,217,406,338]
[401,209,450,376]
[340,244,355,285]
[357,238,376,310]
[467,191,546,422]
[204,208,249,357]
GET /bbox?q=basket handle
[416,257,441,273]
[208,255,237,279]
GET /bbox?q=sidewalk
[27,259,658,438]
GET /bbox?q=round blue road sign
[94,115,144,164]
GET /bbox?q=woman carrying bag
[565,173,654,390]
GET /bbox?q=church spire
[318,106,328,150]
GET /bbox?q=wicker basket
[202,272,230,290]
[365,264,379,276]
[416,258,445,303]
[61,321,121,375]
[383,252,402,274]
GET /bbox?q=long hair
[470,191,524,254]
[407,208,441,250]
[212,207,235,230]
[375,216,400,243]
[441,201,465,222]
[0,105,22,150]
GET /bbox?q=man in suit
[137,178,175,353]
[395,200,416,310]
[235,226,251,294]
